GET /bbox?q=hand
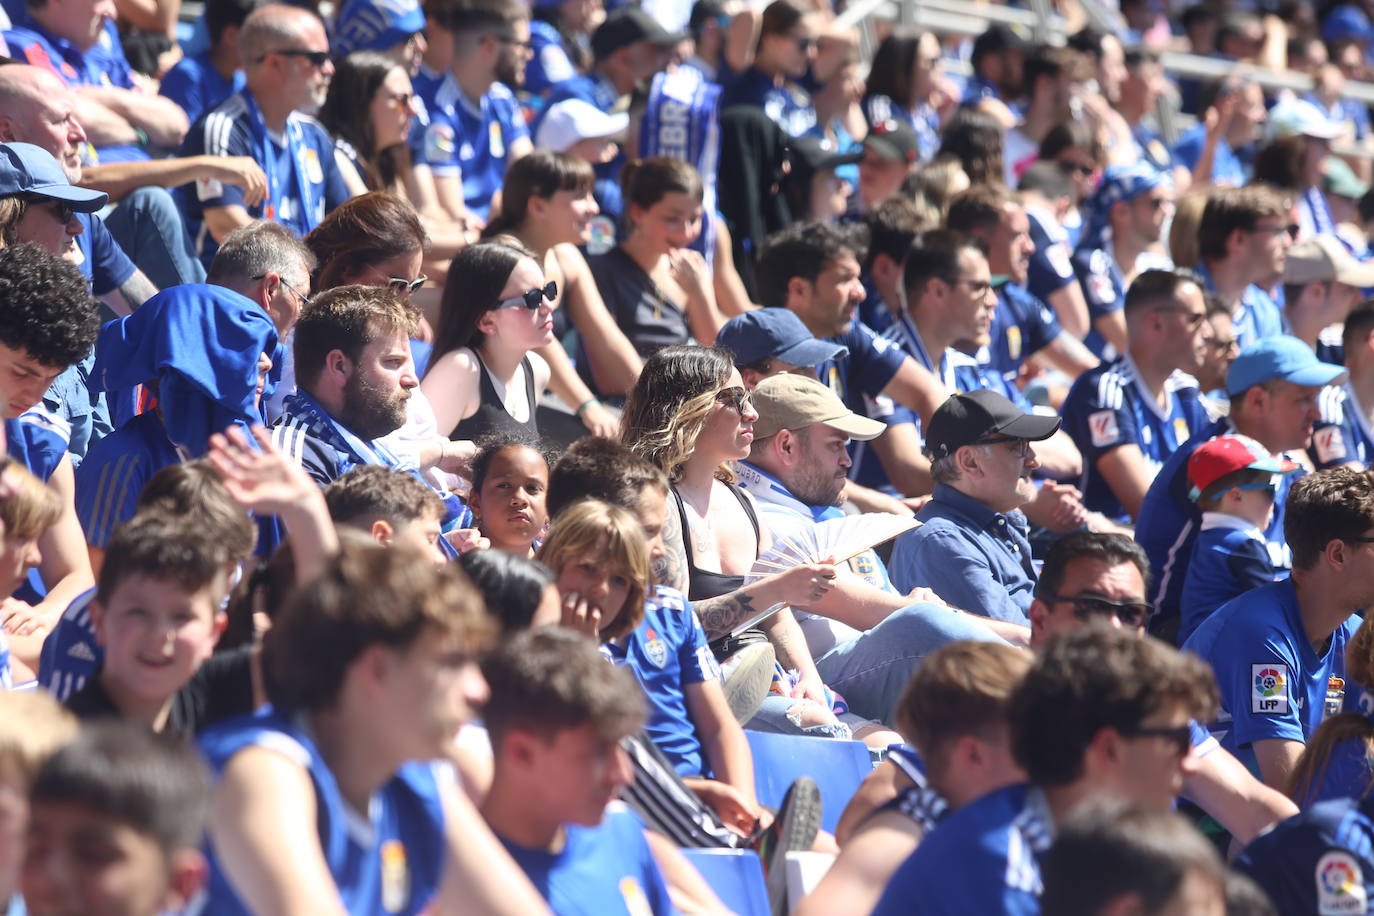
[437,439,477,478]
[445,528,490,554]
[901,494,932,514]
[668,248,711,298]
[774,561,837,608]
[903,586,947,607]
[1,597,52,637]
[1204,93,1237,140]
[207,424,320,516]
[203,157,269,207]
[579,401,620,438]
[683,778,763,838]
[790,672,831,709]
[1035,482,1089,533]
[559,591,602,638]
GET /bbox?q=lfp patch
[1251,663,1289,715]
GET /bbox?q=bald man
[177,4,351,268]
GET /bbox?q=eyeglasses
[793,34,817,51]
[975,436,1032,458]
[1047,593,1155,629]
[495,33,533,48]
[1060,162,1095,177]
[1251,223,1295,239]
[383,274,427,295]
[716,386,753,414]
[1117,723,1192,757]
[28,198,74,223]
[951,277,992,298]
[385,91,414,113]
[258,48,331,67]
[495,280,557,310]
[1154,306,1207,328]
[1207,336,1238,353]
[252,273,313,308]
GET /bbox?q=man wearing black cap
[541,6,683,122]
[719,0,817,137]
[854,119,918,215]
[888,389,1062,625]
[963,23,1032,125]
[783,134,861,221]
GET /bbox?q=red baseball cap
[1187,435,1298,501]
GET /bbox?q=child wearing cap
[1178,435,1299,644]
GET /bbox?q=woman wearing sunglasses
[422,239,557,443]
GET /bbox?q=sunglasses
[386,92,414,113]
[495,280,557,310]
[976,436,1032,458]
[383,274,427,295]
[259,48,331,67]
[1048,593,1155,629]
[716,386,753,414]
[495,32,533,49]
[28,197,75,223]
[1060,162,1095,177]
[1117,723,1192,757]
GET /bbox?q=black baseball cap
[923,389,1061,458]
[863,119,918,165]
[592,7,685,60]
[971,23,1033,63]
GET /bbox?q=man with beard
[178,4,351,268]
[271,285,421,486]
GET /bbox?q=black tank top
[450,354,539,442]
[672,483,762,601]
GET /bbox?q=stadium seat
[680,848,770,916]
[743,730,872,834]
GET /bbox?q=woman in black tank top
[421,240,557,444]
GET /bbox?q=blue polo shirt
[982,282,1062,383]
[1059,356,1209,522]
[719,66,816,137]
[178,90,350,266]
[1312,380,1374,469]
[1173,124,1247,186]
[888,483,1037,625]
[75,212,136,297]
[525,20,579,96]
[159,50,243,124]
[1133,123,1177,174]
[602,586,720,779]
[75,411,182,549]
[1236,796,1374,914]
[870,783,1053,916]
[1179,515,1280,645]
[411,77,528,221]
[1194,262,1284,352]
[1182,578,1359,767]
[814,317,908,419]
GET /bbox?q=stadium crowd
[11,0,1374,911]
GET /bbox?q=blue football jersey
[1236,796,1374,915]
[1312,381,1374,470]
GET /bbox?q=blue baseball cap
[1225,335,1346,397]
[332,0,426,57]
[0,142,107,211]
[1322,4,1374,44]
[715,308,847,369]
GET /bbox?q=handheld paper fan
[731,513,921,635]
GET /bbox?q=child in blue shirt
[1179,434,1299,644]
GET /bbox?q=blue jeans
[104,185,206,289]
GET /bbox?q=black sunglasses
[1116,723,1192,757]
[715,386,753,414]
[26,197,74,223]
[495,281,557,310]
[259,48,330,67]
[1047,593,1154,629]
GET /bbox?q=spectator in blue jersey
[21,723,212,916]
[481,627,678,916]
[718,0,817,138]
[159,0,259,124]
[178,4,351,268]
[1172,76,1266,188]
[1017,161,1091,343]
[1313,301,1374,470]
[331,0,426,72]
[75,284,278,555]
[1041,801,1228,916]
[1282,235,1371,362]
[1193,184,1292,352]
[1,0,189,164]
[852,118,918,217]
[1071,163,1173,361]
[200,540,553,916]
[1136,336,1344,640]
[1183,468,1374,789]
[856,196,922,334]
[753,220,947,498]
[861,30,950,166]
[0,243,98,644]
[889,389,1061,625]
[1262,98,1345,240]
[1060,269,1213,524]
[412,0,532,224]
[796,641,1033,916]
[946,185,1099,386]
[870,625,1218,916]
[1120,49,1188,188]
[961,23,1030,121]
[1179,435,1299,644]
[715,306,837,388]
[524,0,597,96]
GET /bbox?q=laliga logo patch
[1317,851,1366,915]
[643,627,667,669]
[1314,426,1347,465]
[1088,410,1120,449]
[1251,663,1288,715]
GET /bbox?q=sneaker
[753,776,822,916]
[719,642,776,725]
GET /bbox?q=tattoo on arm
[693,591,756,641]
[119,270,158,311]
[656,496,690,593]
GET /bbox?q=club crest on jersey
[380,839,409,912]
[1006,325,1022,361]
[1327,674,1347,720]
[1252,663,1289,715]
[620,876,656,916]
[301,148,323,185]
[1317,850,1367,915]
[643,627,667,668]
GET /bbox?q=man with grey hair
[178,3,351,268]
[888,389,1061,624]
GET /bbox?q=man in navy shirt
[1017,162,1091,344]
[1314,300,1374,470]
[870,625,1217,915]
[961,23,1030,120]
[1236,792,1374,914]
[1136,336,1344,641]
[541,7,680,124]
[719,0,817,138]
[1193,184,1291,352]
[178,4,350,267]
[1184,468,1372,789]
[159,0,255,124]
[889,389,1060,625]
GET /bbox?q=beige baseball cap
[751,374,886,441]
[1284,234,1374,288]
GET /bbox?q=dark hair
[621,345,736,481]
[902,229,980,303]
[325,464,445,528]
[622,156,704,216]
[1065,26,1110,62]
[946,184,1015,237]
[97,513,235,606]
[1010,626,1218,786]
[1225,871,1278,916]
[1017,159,1074,199]
[305,192,429,293]
[1358,187,1374,224]
[292,284,420,388]
[532,0,590,71]
[429,239,535,362]
[1285,468,1374,570]
[1021,45,1085,99]
[1040,799,1226,916]
[1124,47,1161,70]
[938,108,1004,187]
[207,0,267,45]
[547,435,669,519]
[865,196,926,269]
[207,220,316,292]
[864,31,923,110]
[1034,532,1150,602]
[317,52,407,191]
[1123,268,1199,314]
[1343,300,1374,355]
[0,242,98,370]
[1039,119,1101,164]
[426,0,524,34]
[137,461,256,564]
[458,549,554,636]
[1198,185,1288,262]
[754,220,867,310]
[1195,466,1275,512]
[264,541,494,711]
[1255,134,1308,194]
[484,149,595,238]
[1197,74,1250,117]
[482,627,646,746]
[30,722,211,856]
[758,0,805,39]
[469,432,555,492]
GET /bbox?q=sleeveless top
[672,482,761,601]
[450,353,538,442]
